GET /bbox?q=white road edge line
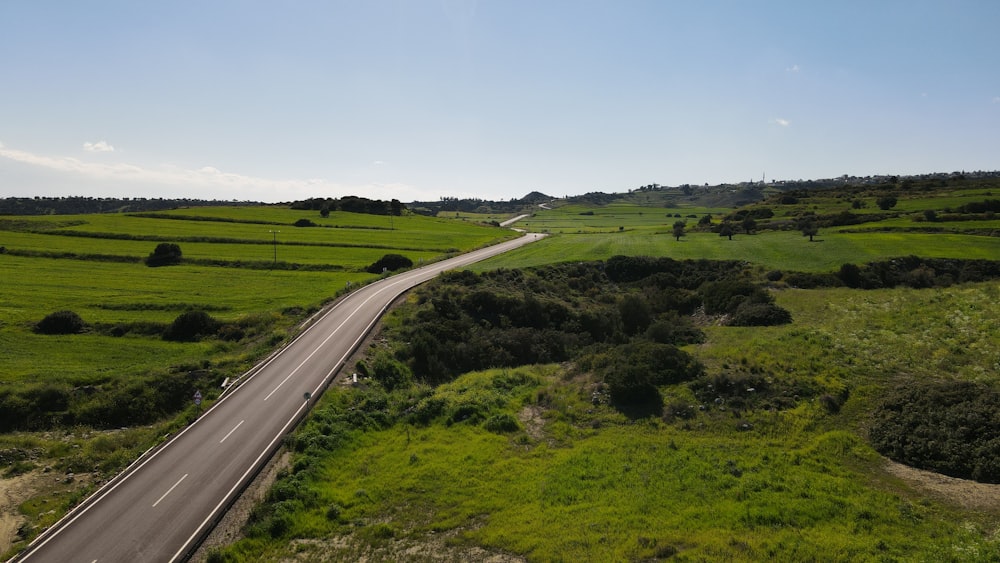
[152,474,188,508]
[219,420,245,444]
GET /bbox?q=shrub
[293,218,316,227]
[729,301,792,326]
[35,310,87,334]
[370,352,412,391]
[145,242,182,267]
[700,280,770,316]
[366,253,413,274]
[484,412,521,434]
[163,310,219,341]
[869,380,1000,483]
[644,315,704,345]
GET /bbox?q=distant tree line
[408,191,551,216]
[778,256,1000,289]
[289,196,404,216]
[0,197,259,215]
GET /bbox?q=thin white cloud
[993,96,1000,104]
[786,64,800,73]
[83,140,115,152]
[0,143,424,202]
[772,118,791,127]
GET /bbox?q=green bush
[163,310,219,341]
[366,253,413,274]
[869,380,1000,483]
[484,412,521,434]
[35,310,87,334]
[145,242,182,267]
[729,301,792,326]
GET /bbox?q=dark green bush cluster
[838,257,1000,289]
[869,381,1000,483]
[774,257,1000,290]
[397,261,714,385]
[394,256,790,399]
[581,342,703,413]
[366,253,413,274]
[700,280,792,326]
[34,310,87,334]
[0,369,220,432]
[145,242,182,267]
[163,310,219,341]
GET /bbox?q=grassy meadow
[0,207,513,383]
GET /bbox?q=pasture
[0,207,514,393]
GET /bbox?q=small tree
[672,220,686,241]
[876,195,898,210]
[741,216,757,234]
[719,223,734,240]
[801,220,819,242]
[145,243,182,267]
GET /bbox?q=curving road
[14,233,543,563]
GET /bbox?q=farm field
[473,182,1000,271]
[0,206,515,418]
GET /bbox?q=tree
[801,220,818,242]
[876,195,898,210]
[319,206,331,218]
[719,222,734,240]
[741,216,757,234]
[672,220,686,241]
[145,243,182,267]
[697,214,712,227]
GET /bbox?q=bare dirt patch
[517,405,545,441]
[281,526,526,562]
[0,471,47,554]
[0,469,93,556]
[883,459,1000,513]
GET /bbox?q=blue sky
[2,1,998,203]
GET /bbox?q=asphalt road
[14,233,544,563]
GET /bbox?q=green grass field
[0,208,515,387]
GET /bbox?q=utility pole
[269,230,280,267]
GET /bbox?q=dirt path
[883,459,1000,513]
